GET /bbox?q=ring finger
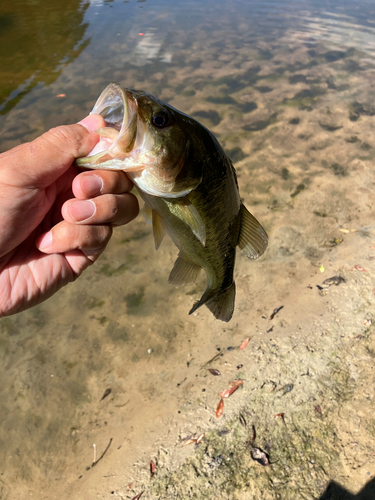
[62,192,139,226]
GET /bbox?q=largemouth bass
[77,83,268,322]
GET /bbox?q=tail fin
[189,282,236,322]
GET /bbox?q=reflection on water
[1,0,375,498]
[0,0,90,115]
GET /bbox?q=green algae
[319,122,343,132]
[282,87,326,110]
[192,109,221,126]
[106,321,129,342]
[330,163,348,177]
[289,117,300,125]
[124,287,146,315]
[290,183,306,198]
[253,85,273,93]
[225,147,247,163]
[120,230,150,244]
[85,298,105,309]
[243,113,277,132]
[345,136,360,143]
[98,254,136,276]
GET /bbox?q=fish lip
[77,83,138,166]
[91,82,128,131]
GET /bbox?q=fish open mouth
[76,83,142,170]
[77,83,199,198]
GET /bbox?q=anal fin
[189,282,236,323]
[168,253,201,286]
[238,204,268,260]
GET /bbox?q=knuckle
[96,226,112,248]
[42,125,83,158]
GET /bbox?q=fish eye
[152,110,170,128]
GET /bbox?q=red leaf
[150,460,156,477]
[216,398,224,418]
[132,492,144,500]
[196,433,205,444]
[219,380,243,398]
[351,265,367,271]
[239,337,250,350]
[182,438,196,446]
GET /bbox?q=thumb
[0,114,105,189]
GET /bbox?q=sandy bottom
[1,20,375,500]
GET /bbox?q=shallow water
[1,1,375,498]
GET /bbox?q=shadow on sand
[321,478,375,500]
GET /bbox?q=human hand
[0,115,139,316]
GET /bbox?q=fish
[77,83,268,322]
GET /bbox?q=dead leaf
[196,433,205,444]
[150,460,156,477]
[216,398,224,418]
[182,438,196,447]
[323,275,346,286]
[239,337,250,350]
[219,380,243,398]
[239,414,247,427]
[270,305,284,320]
[351,265,367,271]
[100,388,111,401]
[132,493,144,500]
[228,379,244,388]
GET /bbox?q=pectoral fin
[168,253,201,286]
[142,203,152,224]
[166,199,206,246]
[152,210,166,250]
[238,204,268,259]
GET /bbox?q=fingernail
[80,174,103,197]
[38,231,52,250]
[69,200,96,222]
[78,114,103,133]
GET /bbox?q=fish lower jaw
[130,170,194,198]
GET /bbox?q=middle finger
[73,170,133,199]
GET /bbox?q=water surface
[1,1,375,498]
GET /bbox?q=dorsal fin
[238,204,268,259]
[168,253,201,286]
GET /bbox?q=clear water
[1,0,375,498]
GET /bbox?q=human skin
[0,114,139,316]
